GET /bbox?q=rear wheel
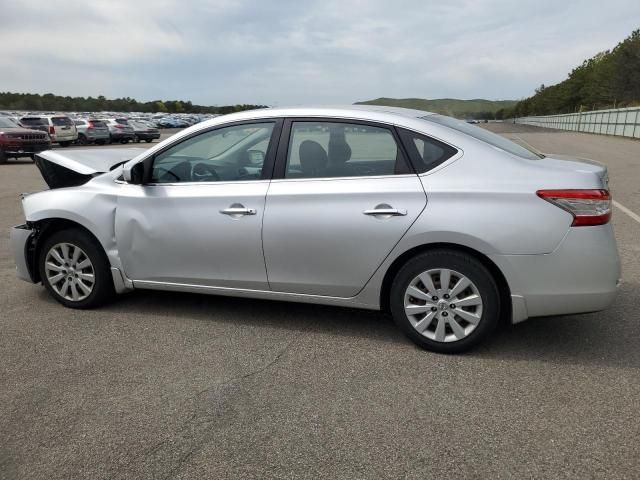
[0,150,7,164]
[145,139,153,143]
[120,139,129,144]
[77,134,88,145]
[59,141,71,147]
[390,250,500,353]
[39,229,114,309]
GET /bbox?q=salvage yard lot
[1,123,639,479]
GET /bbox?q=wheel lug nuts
[431,306,437,312]
[442,312,448,317]
[443,294,450,299]
[432,296,438,301]
[450,304,456,309]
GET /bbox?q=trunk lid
[536,155,609,189]
[34,148,146,189]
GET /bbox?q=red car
[0,116,51,164]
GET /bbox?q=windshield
[0,117,18,128]
[420,115,544,160]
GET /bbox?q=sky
[2,0,639,106]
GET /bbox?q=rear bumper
[10,224,36,283]
[491,224,621,322]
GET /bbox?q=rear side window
[397,128,458,173]
[285,121,410,179]
[52,117,73,126]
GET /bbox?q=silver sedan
[10,106,620,353]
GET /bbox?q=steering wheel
[192,162,220,182]
[152,166,180,182]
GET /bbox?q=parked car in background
[20,115,78,147]
[105,118,135,144]
[9,106,620,353]
[19,115,78,147]
[129,120,161,143]
[0,116,50,164]
[74,119,111,145]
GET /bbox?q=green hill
[354,97,517,119]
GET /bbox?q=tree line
[495,29,640,119]
[0,92,266,115]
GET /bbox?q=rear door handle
[220,206,257,216]
[363,207,407,216]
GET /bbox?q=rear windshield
[420,115,544,160]
[52,117,73,126]
[90,120,106,127]
[115,118,129,125]
[74,120,86,126]
[21,117,47,126]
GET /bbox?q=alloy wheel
[44,242,95,302]
[404,268,483,343]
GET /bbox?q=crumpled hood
[34,147,146,189]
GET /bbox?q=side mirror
[123,161,145,184]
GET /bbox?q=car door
[262,119,427,297]
[115,120,282,289]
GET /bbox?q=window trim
[272,117,414,181]
[140,118,283,185]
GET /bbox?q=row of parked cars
[0,110,220,164]
[0,114,163,164]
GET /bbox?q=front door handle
[363,207,407,216]
[220,204,257,217]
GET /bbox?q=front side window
[151,122,275,183]
[285,121,408,179]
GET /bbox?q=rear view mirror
[248,149,265,164]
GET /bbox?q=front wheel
[390,250,500,353]
[39,229,114,309]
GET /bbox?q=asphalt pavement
[0,123,638,479]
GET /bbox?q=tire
[38,228,115,309]
[390,250,500,353]
[145,139,152,143]
[120,139,129,144]
[59,141,71,147]
[0,150,7,165]
[77,134,88,145]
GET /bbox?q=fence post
[634,109,639,138]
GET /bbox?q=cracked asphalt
[1,124,639,479]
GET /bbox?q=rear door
[262,119,427,297]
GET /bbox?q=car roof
[194,105,435,130]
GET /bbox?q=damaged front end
[33,148,146,189]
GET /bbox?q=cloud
[1,0,639,105]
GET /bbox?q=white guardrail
[516,106,640,139]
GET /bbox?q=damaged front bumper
[10,223,37,283]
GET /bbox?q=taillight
[48,126,55,134]
[537,189,612,226]
[114,124,124,129]
[87,121,94,129]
